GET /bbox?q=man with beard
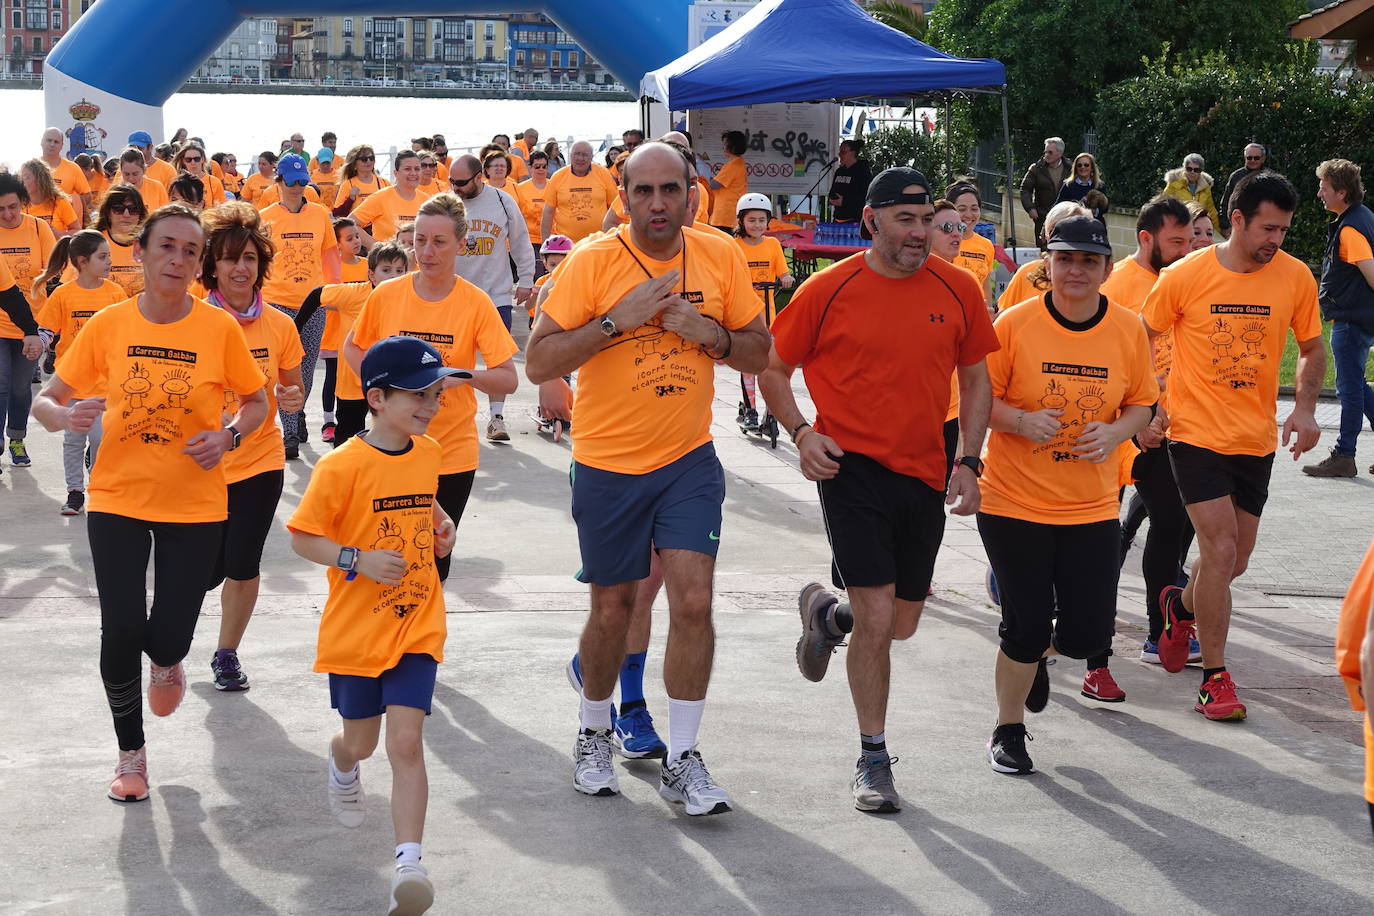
[760,168,998,813]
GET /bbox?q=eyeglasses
[109,203,142,215]
[935,220,968,234]
[1184,166,1201,173]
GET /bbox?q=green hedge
[860,121,976,188]
[1095,52,1371,264]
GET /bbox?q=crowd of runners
[3,121,1373,915]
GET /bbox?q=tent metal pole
[943,95,951,184]
[1001,90,1017,251]
[911,98,917,167]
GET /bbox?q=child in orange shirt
[733,194,793,432]
[288,335,460,916]
[318,217,368,444]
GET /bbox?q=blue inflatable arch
[45,1,689,148]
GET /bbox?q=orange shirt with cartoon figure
[350,274,519,474]
[339,174,389,210]
[1141,246,1322,457]
[980,295,1159,525]
[954,231,997,291]
[352,187,429,243]
[516,179,549,243]
[735,235,788,312]
[544,164,619,242]
[54,298,266,523]
[288,434,446,677]
[260,201,338,310]
[540,225,762,474]
[36,278,125,359]
[218,304,304,484]
[0,214,57,338]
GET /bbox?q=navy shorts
[571,442,725,586]
[328,652,438,719]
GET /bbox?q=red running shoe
[1081,667,1125,702]
[1195,671,1247,721]
[321,422,337,444]
[1156,586,1196,674]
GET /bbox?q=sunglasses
[1076,162,1092,168]
[936,220,968,234]
[109,203,143,215]
[1245,155,1263,161]
[182,156,202,163]
[283,178,310,187]
[357,155,375,162]
[450,176,476,187]
[1185,166,1201,173]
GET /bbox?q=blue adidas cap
[361,336,469,393]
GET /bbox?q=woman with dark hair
[482,150,513,193]
[828,138,872,223]
[91,184,148,296]
[200,201,304,692]
[173,142,226,206]
[212,152,244,198]
[543,139,566,174]
[118,147,169,210]
[241,151,278,206]
[32,204,269,803]
[335,144,389,217]
[709,129,750,229]
[168,173,206,211]
[21,159,81,235]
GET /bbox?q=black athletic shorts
[210,469,285,587]
[818,451,946,602]
[1167,441,1275,518]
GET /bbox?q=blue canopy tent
[640,0,1020,245]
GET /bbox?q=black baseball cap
[861,166,932,239]
[1046,215,1113,256]
[362,336,470,393]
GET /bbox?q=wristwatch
[957,455,984,478]
[337,546,360,581]
[224,425,242,451]
[600,314,621,338]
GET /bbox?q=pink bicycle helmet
[540,234,574,255]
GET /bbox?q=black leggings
[209,469,284,588]
[89,512,224,750]
[1132,443,1196,641]
[434,470,475,582]
[334,397,367,448]
[978,513,1119,664]
[320,356,337,413]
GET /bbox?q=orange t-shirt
[59,233,144,297]
[26,196,80,232]
[1141,246,1322,457]
[47,157,91,198]
[516,178,548,243]
[417,180,445,199]
[709,156,749,227]
[87,169,109,205]
[132,178,169,211]
[241,172,273,204]
[260,201,338,310]
[997,259,1046,313]
[980,295,1160,524]
[734,235,788,322]
[310,168,343,208]
[954,232,997,290]
[36,278,125,355]
[55,298,266,522]
[193,172,227,205]
[254,183,322,211]
[1335,536,1374,803]
[339,174,389,210]
[287,434,446,677]
[1101,256,1168,379]
[773,253,998,489]
[352,186,428,243]
[146,158,178,189]
[217,304,303,484]
[325,282,373,400]
[0,214,57,338]
[1340,226,1374,264]
[220,171,243,196]
[541,226,763,474]
[323,259,371,351]
[543,164,620,242]
[350,274,519,474]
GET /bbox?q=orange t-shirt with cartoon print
[0,214,57,338]
[544,164,620,242]
[339,174,389,210]
[540,225,762,474]
[36,278,125,359]
[980,294,1159,525]
[954,232,997,291]
[54,298,266,522]
[310,168,343,208]
[1141,246,1322,457]
[218,304,304,484]
[352,187,429,243]
[260,201,338,310]
[350,274,519,474]
[516,178,549,243]
[288,434,446,677]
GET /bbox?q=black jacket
[829,159,872,223]
[1218,165,1272,232]
[1320,202,1374,334]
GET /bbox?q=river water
[2,88,639,170]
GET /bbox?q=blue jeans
[1331,320,1374,457]
[0,337,36,440]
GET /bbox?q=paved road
[1,347,1370,914]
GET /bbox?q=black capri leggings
[334,397,367,448]
[208,469,285,589]
[1131,442,1196,642]
[977,512,1120,664]
[88,512,225,751]
[434,470,476,583]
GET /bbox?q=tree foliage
[866,0,928,41]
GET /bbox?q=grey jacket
[452,183,534,307]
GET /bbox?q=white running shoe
[659,748,732,816]
[573,728,619,796]
[327,747,365,828]
[388,862,434,916]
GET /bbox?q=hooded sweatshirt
[453,183,534,307]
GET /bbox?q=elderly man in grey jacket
[449,153,535,440]
[1020,137,1067,248]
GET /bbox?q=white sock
[580,693,613,731]
[489,401,505,418]
[329,753,358,788]
[395,842,422,867]
[323,410,336,423]
[667,697,705,762]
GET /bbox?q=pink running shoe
[108,747,149,803]
[148,662,186,717]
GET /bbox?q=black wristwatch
[957,455,984,478]
[600,314,621,338]
[337,546,360,572]
[224,425,242,451]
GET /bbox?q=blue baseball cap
[361,336,469,393]
[128,130,153,147]
[316,147,334,163]
[276,153,311,184]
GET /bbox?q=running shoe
[211,648,249,692]
[986,566,1000,606]
[742,408,760,431]
[1156,585,1196,673]
[147,662,185,717]
[297,416,309,443]
[573,728,619,796]
[108,746,149,803]
[283,436,300,460]
[486,415,510,441]
[43,349,56,375]
[1081,667,1125,703]
[796,582,843,682]
[613,705,666,759]
[327,747,366,827]
[60,490,84,516]
[321,421,336,444]
[1195,671,1247,721]
[659,748,732,816]
[1025,658,1050,713]
[389,863,434,916]
[8,439,30,468]
[852,754,902,813]
[564,655,618,726]
[1140,638,1202,665]
[987,724,1035,775]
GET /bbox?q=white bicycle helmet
[736,192,772,216]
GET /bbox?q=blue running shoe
[1142,638,1202,665]
[565,655,617,726]
[614,705,667,759]
[1186,637,1202,665]
[986,566,1001,607]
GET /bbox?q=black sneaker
[284,436,300,460]
[60,490,85,516]
[987,723,1035,775]
[43,350,56,375]
[1025,658,1050,713]
[297,413,309,442]
[211,648,249,691]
